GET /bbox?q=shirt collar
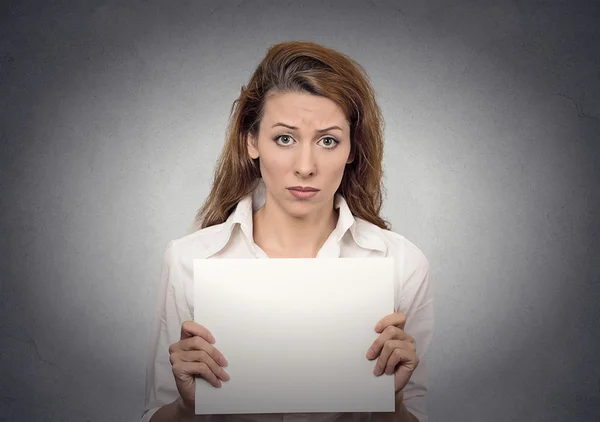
[206,178,387,257]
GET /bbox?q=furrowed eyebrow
[271,122,343,133]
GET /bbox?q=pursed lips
[287,186,320,192]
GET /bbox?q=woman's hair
[192,40,390,231]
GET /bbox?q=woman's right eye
[274,135,294,146]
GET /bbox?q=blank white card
[193,257,395,415]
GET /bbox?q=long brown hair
[192,41,390,232]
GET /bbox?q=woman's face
[247,90,353,218]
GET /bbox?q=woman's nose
[294,143,317,178]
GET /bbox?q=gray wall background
[1,0,598,421]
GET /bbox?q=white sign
[194,257,395,415]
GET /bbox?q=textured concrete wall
[1,1,598,421]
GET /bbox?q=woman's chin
[283,201,326,219]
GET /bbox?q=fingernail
[375,323,382,332]
[366,348,374,359]
[221,371,230,381]
[216,380,222,388]
[373,367,381,376]
[219,356,228,366]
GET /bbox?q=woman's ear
[346,148,355,164]
[247,133,259,159]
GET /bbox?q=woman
[142,41,433,422]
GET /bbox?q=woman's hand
[366,312,419,394]
[168,321,230,412]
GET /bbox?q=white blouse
[142,180,434,422]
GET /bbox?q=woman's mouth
[287,186,320,199]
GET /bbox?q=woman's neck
[252,197,339,258]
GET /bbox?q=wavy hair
[192,40,390,231]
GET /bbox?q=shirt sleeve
[141,241,192,421]
[395,242,434,422]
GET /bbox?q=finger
[384,346,418,376]
[178,350,230,381]
[171,336,228,367]
[366,325,412,360]
[173,361,222,388]
[180,320,216,343]
[372,339,415,376]
[375,312,406,333]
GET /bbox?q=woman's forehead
[262,92,349,128]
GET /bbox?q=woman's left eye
[318,137,339,149]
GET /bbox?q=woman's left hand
[366,312,419,394]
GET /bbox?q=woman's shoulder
[355,219,431,313]
[163,221,232,261]
[353,217,430,271]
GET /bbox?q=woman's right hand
[168,320,230,412]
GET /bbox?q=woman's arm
[371,239,433,422]
[143,242,197,421]
[395,243,433,421]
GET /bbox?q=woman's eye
[318,137,339,149]
[274,135,338,148]
[275,135,294,146]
